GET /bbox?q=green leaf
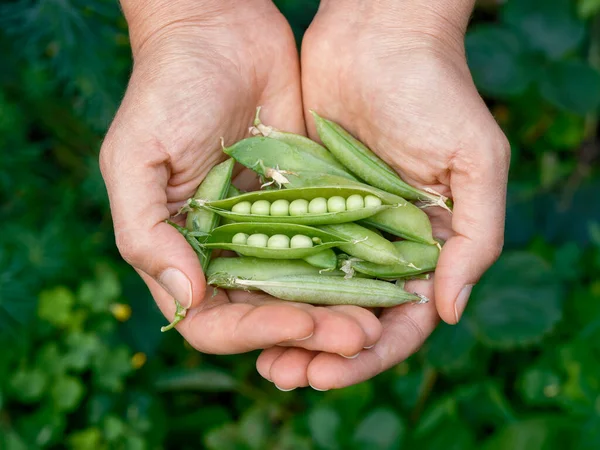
[578,0,600,18]
[38,286,75,328]
[63,332,102,372]
[425,319,478,374]
[35,342,66,376]
[469,251,564,349]
[307,406,342,450]
[482,417,579,450]
[323,381,374,424]
[576,415,600,449]
[502,0,585,59]
[352,408,405,450]
[68,428,106,450]
[92,346,132,392]
[9,367,48,403]
[466,25,535,96]
[392,370,425,410]
[539,61,600,115]
[239,407,271,450]
[51,375,85,412]
[0,429,29,450]
[204,424,243,450]
[518,368,562,406]
[102,416,126,442]
[16,405,66,448]
[154,368,239,392]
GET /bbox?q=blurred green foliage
[1,0,600,448]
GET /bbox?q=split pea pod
[197,222,349,260]
[311,111,449,209]
[184,158,235,270]
[206,256,348,289]
[249,107,350,173]
[186,186,395,225]
[222,136,358,186]
[212,275,428,307]
[283,171,436,245]
[347,240,440,279]
[318,222,405,265]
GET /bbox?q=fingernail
[363,345,375,349]
[274,384,296,392]
[159,268,193,309]
[309,383,329,392]
[454,284,474,323]
[339,352,360,359]
[294,332,314,341]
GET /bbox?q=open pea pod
[199,222,350,259]
[187,186,395,225]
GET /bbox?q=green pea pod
[283,171,436,245]
[349,241,440,279]
[311,111,449,209]
[227,184,243,197]
[318,223,405,265]
[212,275,428,307]
[206,256,347,289]
[249,107,349,172]
[222,136,358,186]
[198,223,349,259]
[187,186,395,225]
[302,248,338,270]
[185,158,235,271]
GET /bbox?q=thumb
[434,134,510,324]
[100,121,205,313]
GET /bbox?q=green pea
[231,232,249,245]
[232,201,252,214]
[327,196,346,212]
[219,275,428,307]
[247,233,269,247]
[288,199,308,216]
[346,194,365,210]
[267,234,290,249]
[364,195,382,208]
[270,199,290,216]
[308,197,328,214]
[290,235,313,248]
[251,200,271,215]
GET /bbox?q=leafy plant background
[1,0,600,448]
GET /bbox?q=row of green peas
[232,232,318,249]
[231,194,382,216]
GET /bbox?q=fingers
[229,289,382,357]
[143,274,317,354]
[260,278,437,390]
[435,131,510,324]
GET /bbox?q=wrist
[121,0,275,56]
[318,0,474,53]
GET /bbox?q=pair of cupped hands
[100,0,510,391]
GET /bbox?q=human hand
[100,0,382,357]
[257,0,510,389]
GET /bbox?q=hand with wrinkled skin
[100,0,382,360]
[257,0,510,390]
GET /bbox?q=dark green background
[2,0,600,448]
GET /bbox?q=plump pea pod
[198,222,349,259]
[185,186,394,225]
[222,136,358,186]
[302,248,338,270]
[311,111,450,210]
[347,240,440,279]
[185,158,235,271]
[283,171,436,245]
[318,223,405,265]
[211,275,428,307]
[249,107,349,172]
[206,256,348,289]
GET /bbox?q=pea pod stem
[160,299,187,332]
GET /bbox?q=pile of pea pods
[175,109,449,309]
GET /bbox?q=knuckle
[115,229,145,267]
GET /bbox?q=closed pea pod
[185,186,395,225]
[197,222,349,259]
[311,111,449,209]
[302,248,338,270]
[213,275,428,307]
[184,158,235,271]
[318,222,405,265]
